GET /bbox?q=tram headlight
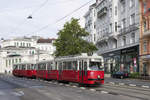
[97,75,101,79]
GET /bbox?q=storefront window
[143,63,147,75]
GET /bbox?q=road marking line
[72,85,77,88]
[48,81,52,83]
[101,91,108,94]
[54,82,57,84]
[119,83,125,85]
[109,82,115,85]
[0,91,5,95]
[129,84,136,87]
[141,85,149,88]
[65,84,70,87]
[89,89,96,92]
[59,83,63,85]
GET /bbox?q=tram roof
[13,62,36,65]
[55,53,103,61]
[37,60,54,64]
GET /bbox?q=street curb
[105,82,150,89]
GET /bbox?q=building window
[143,41,147,52]
[19,58,21,63]
[122,18,126,29]
[130,13,135,25]
[23,43,25,47]
[17,42,19,46]
[144,20,147,32]
[115,22,118,32]
[94,22,96,29]
[143,2,147,13]
[9,60,11,65]
[20,43,22,46]
[6,60,8,67]
[94,34,96,42]
[130,0,135,8]
[121,1,125,13]
[123,36,126,46]
[131,33,135,43]
[12,59,14,64]
[29,43,31,47]
[109,23,112,33]
[15,59,18,63]
[115,6,117,16]
[109,7,112,17]
[14,42,16,46]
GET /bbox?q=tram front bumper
[88,78,104,81]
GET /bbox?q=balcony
[97,7,107,18]
[96,32,109,44]
[143,29,150,37]
[119,23,139,35]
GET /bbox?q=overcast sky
[0,0,95,39]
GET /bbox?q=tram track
[1,75,150,100]
[94,84,150,100]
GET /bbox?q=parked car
[112,71,129,79]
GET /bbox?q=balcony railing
[97,7,107,18]
[119,23,139,35]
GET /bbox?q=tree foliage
[53,18,97,57]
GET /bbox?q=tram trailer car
[13,53,104,85]
[37,60,58,80]
[13,63,37,78]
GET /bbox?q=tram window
[55,62,57,70]
[13,65,15,70]
[89,61,103,71]
[15,65,18,70]
[47,63,50,70]
[72,61,77,70]
[79,62,82,70]
[42,63,46,70]
[68,61,72,70]
[27,64,30,70]
[63,62,66,70]
[18,65,20,70]
[38,64,42,70]
[22,65,26,70]
[58,62,62,70]
[31,64,35,70]
[33,64,36,70]
[84,62,87,71]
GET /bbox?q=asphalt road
[105,77,150,87]
[0,74,149,100]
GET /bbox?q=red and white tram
[13,53,104,85]
[13,63,37,78]
[55,53,104,85]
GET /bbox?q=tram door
[79,60,87,84]
[58,62,63,80]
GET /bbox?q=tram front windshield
[89,62,103,71]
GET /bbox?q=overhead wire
[12,0,77,36]
[28,0,95,34]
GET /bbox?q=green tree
[53,18,97,57]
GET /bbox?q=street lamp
[27,15,32,19]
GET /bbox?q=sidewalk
[104,77,150,88]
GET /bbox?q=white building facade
[85,0,140,74]
[84,3,97,44]
[0,37,56,74]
